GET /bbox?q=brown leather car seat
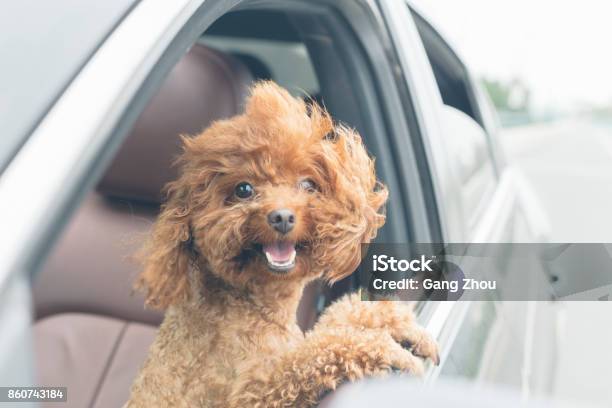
[32,44,255,408]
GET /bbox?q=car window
[409,7,498,233]
[409,9,483,127]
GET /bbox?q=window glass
[410,8,497,232]
[410,10,483,127]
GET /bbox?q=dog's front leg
[229,327,426,408]
[315,293,439,365]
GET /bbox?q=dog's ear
[135,178,194,309]
[320,126,389,283]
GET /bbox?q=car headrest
[97,44,253,204]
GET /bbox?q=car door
[377,0,558,394]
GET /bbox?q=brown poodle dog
[126,81,438,407]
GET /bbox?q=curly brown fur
[126,81,438,407]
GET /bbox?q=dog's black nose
[267,209,295,234]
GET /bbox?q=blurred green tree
[482,78,530,112]
[482,77,533,126]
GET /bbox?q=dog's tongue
[263,241,295,263]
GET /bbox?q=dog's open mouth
[235,241,301,274]
[261,241,296,273]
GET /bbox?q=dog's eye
[234,182,254,199]
[298,179,317,193]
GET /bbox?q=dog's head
[137,81,388,308]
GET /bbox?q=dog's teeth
[264,249,296,268]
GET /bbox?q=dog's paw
[317,294,440,365]
[380,302,440,366]
[344,330,426,377]
[394,323,439,366]
[383,335,427,376]
[357,300,440,366]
